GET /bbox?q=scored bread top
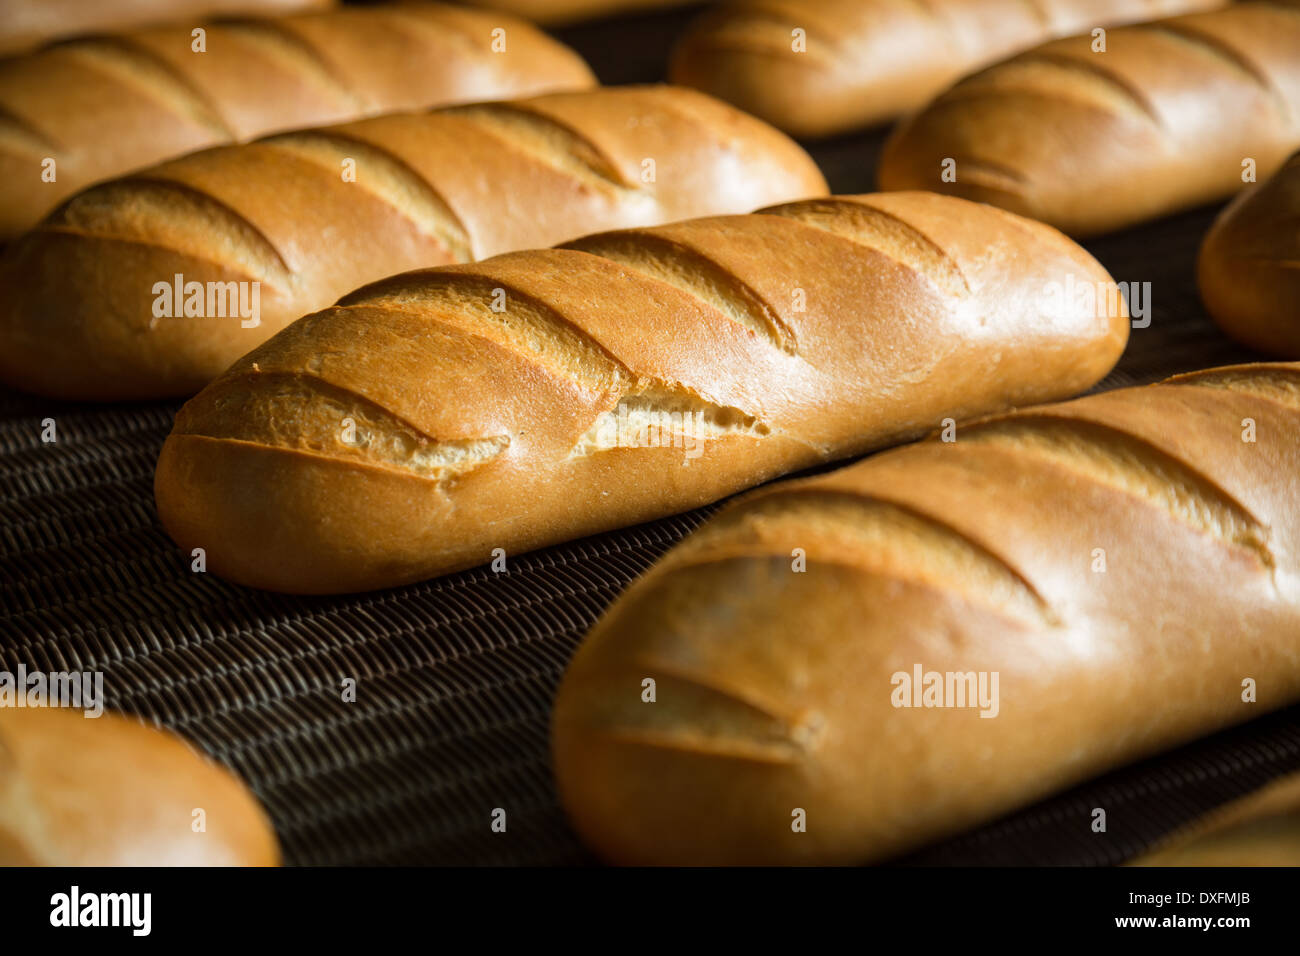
[0,85,827,400]
[0,1,596,239]
[669,0,1224,138]
[878,2,1300,235]
[551,362,1300,865]
[155,192,1129,594]
[0,0,334,57]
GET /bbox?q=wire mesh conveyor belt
[1,6,1290,867]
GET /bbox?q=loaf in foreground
[878,2,1300,236]
[1199,149,1300,358]
[0,1,595,241]
[0,85,825,401]
[670,0,1220,139]
[1129,771,1300,866]
[155,192,1128,594]
[0,706,278,865]
[552,362,1300,865]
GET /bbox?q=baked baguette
[0,1,595,241]
[0,705,278,865]
[551,361,1300,865]
[0,85,825,401]
[877,2,1300,236]
[669,0,1223,139]
[1199,149,1300,358]
[0,0,333,57]
[1129,771,1300,866]
[154,192,1128,595]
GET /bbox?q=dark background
[1,2,1295,866]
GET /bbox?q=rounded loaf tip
[552,549,951,866]
[0,705,279,866]
[1197,151,1300,358]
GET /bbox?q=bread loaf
[0,1,595,241]
[1129,771,1300,866]
[0,705,278,865]
[0,86,825,401]
[0,0,334,57]
[1199,148,1300,358]
[154,191,1128,595]
[552,361,1300,865]
[878,3,1300,236]
[669,0,1223,139]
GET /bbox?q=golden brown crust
[0,0,335,57]
[551,362,1300,865]
[878,3,1300,235]
[0,85,826,400]
[0,706,278,866]
[670,0,1223,139]
[1128,771,1300,866]
[153,192,1128,594]
[0,1,596,240]
[1198,149,1300,358]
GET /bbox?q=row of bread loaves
[0,1,596,240]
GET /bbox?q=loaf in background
[154,192,1128,594]
[1199,149,1300,358]
[670,0,1223,139]
[552,362,1300,865]
[0,1,596,241]
[878,2,1300,236]
[0,85,825,401]
[0,0,334,56]
[1129,771,1300,866]
[457,0,698,26]
[0,705,278,865]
